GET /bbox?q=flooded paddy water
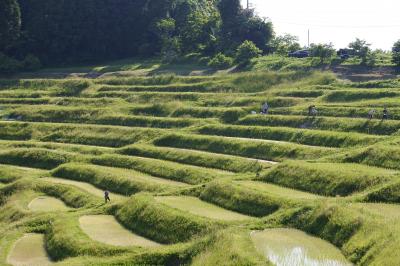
[251,228,352,266]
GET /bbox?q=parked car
[337,48,355,60]
[288,50,310,58]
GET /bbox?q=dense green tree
[392,40,400,67]
[236,40,261,65]
[310,43,335,64]
[4,0,274,67]
[349,38,371,65]
[271,34,301,55]
[0,0,21,52]
[217,0,272,53]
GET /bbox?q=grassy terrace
[1,68,400,265]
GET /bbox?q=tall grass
[153,133,333,161]
[195,124,383,147]
[118,144,263,173]
[115,193,218,244]
[258,161,396,196]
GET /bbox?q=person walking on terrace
[382,107,389,120]
[261,102,269,115]
[368,109,376,120]
[309,105,318,117]
[104,190,111,203]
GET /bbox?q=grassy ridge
[7,106,203,129]
[195,124,383,147]
[115,194,218,244]
[153,133,333,161]
[338,141,400,170]
[258,161,397,196]
[51,163,176,196]
[0,121,164,147]
[237,114,400,135]
[268,202,400,265]
[118,144,264,173]
[0,148,77,169]
[198,181,292,217]
[46,214,129,261]
[91,154,226,184]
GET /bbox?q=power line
[267,19,400,29]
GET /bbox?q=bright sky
[242,0,400,50]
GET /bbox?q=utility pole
[247,0,250,9]
[308,29,310,48]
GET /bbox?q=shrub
[208,53,234,69]
[23,54,41,71]
[235,40,262,65]
[0,53,22,74]
[392,40,400,67]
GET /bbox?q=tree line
[0,0,273,73]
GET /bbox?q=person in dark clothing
[261,102,269,115]
[308,105,315,116]
[368,109,376,120]
[104,190,111,203]
[382,107,388,120]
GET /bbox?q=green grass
[258,161,398,196]
[237,114,400,135]
[154,133,334,161]
[195,124,383,147]
[154,196,252,221]
[114,193,220,244]
[197,181,294,217]
[52,163,185,195]
[7,233,52,266]
[118,144,265,173]
[91,154,230,185]
[79,215,161,247]
[28,196,70,212]
[3,63,400,265]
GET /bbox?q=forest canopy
[0,0,273,69]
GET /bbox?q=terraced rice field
[7,234,52,266]
[79,215,161,247]
[28,196,69,212]
[1,71,400,265]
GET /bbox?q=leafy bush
[208,53,234,69]
[392,40,400,67]
[0,53,22,74]
[235,40,262,65]
[23,54,41,71]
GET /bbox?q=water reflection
[251,229,352,266]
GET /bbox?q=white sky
[241,0,400,50]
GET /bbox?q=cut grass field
[154,196,252,221]
[41,177,127,201]
[79,215,161,247]
[28,196,70,212]
[7,233,52,266]
[2,64,400,265]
